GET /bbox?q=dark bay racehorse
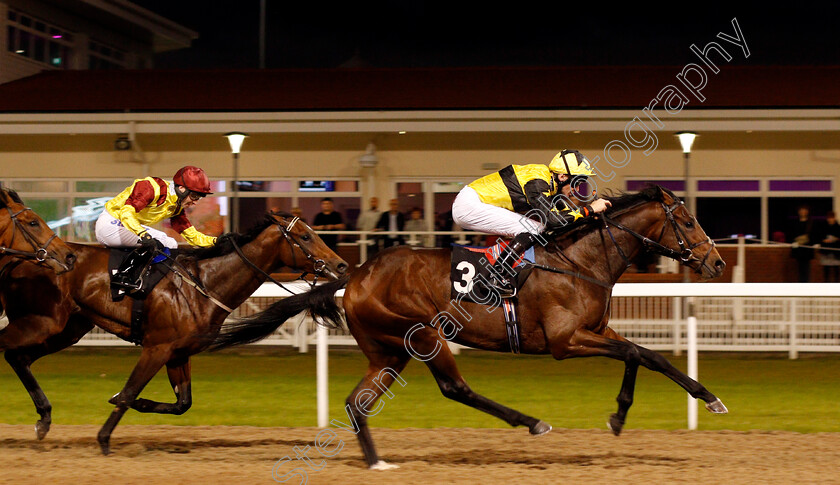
[0,212,347,454]
[213,186,728,468]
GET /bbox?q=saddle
[450,240,535,304]
[450,240,535,354]
[108,247,172,344]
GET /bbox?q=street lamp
[675,131,697,213]
[225,132,248,232]
[676,131,697,285]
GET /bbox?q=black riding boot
[111,247,154,291]
[486,232,538,298]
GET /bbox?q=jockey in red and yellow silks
[95,166,217,249]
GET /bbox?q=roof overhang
[77,0,197,52]
[0,109,837,135]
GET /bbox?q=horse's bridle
[601,199,716,274]
[230,216,332,292]
[0,205,68,269]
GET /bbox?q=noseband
[601,200,716,274]
[0,205,64,266]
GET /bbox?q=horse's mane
[548,184,673,241]
[0,188,24,209]
[181,212,294,261]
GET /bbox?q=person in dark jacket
[375,198,405,248]
[818,210,840,282]
[788,205,815,282]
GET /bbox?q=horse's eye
[29,220,39,227]
[685,221,694,229]
[301,233,311,241]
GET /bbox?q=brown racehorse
[0,212,347,454]
[213,186,728,469]
[0,187,76,274]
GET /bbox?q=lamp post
[676,131,697,214]
[225,132,248,232]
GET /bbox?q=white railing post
[672,296,682,356]
[687,314,698,430]
[316,324,329,427]
[789,299,799,360]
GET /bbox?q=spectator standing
[818,210,840,282]
[312,198,345,251]
[356,197,382,255]
[375,198,405,248]
[404,207,428,246]
[788,205,815,282]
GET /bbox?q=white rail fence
[3,282,840,429]
[52,283,840,359]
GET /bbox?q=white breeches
[95,211,179,249]
[452,186,544,238]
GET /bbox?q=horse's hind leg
[2,314,92,440]
[130,357,192,415]
[344,347,410,469]
[423,339,550,435]
[98,346,170,455]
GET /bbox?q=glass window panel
[20,15,30,27]
[162,197,225,244]
[71,197,109,242]
[34,21,45,32]
[8,10,16,21]
[11,180,68,192]
[75,180,133,192]
[696,197,761,241]
[697,180,760,191]
[334,180,358,192]
[7,26,15,52]
[234,180,294,192]
[626,180,686,192]
[62,32,72,42]
[26,198,71,240]
[33,35,44,62]
[432,181,466,193]
[769,180,832,191]
[17,30,31,56]
[768,197,834,244]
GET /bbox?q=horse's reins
[230,216,329,291]
[0,205,67,268]
[152,216,329,313]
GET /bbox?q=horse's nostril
[336,263,348,274]
[714,259,725,270]
[66,253,77,265]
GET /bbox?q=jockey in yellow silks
[452,150,612,297]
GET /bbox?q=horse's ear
[657,185,676,204]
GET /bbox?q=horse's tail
[210,275,349,350]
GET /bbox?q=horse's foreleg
[3,314,93,440]
[98,347,169,455]
[345,352,409,470]
[424,339,550,435]
[633,340,727,413]
[130,357,192,415]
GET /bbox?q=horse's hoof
[705,398,728,414]
[35,420,50,440]
[370,460,399,470]
[529,420,552,436]
[607,414,624,436]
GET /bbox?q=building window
[626,177,835,244]
[6,10,73,68]
[89,39,126,70]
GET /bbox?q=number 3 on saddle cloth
[108,247,172,345]
[450,240,536,353]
